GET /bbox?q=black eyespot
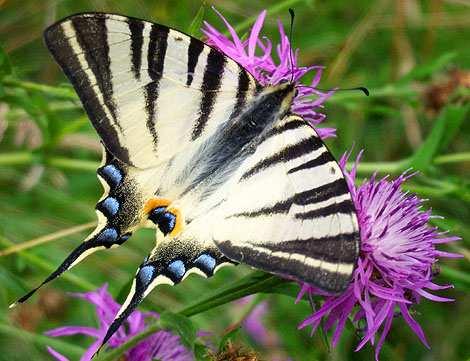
[159,212,176,235]
[148,208,176,235]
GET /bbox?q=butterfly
[11,12,360,350]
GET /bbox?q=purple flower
[297,152,461,360]
[45,284,193,361]
[243,301,271,345]
[203,9,335,139]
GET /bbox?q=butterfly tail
[10,225,130,308]
[93,259,172,356]
[94,237,235,354]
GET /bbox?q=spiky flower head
[46,284,193,361]
[203,9,335,139]
[297,152,461,359]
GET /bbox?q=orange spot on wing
[166,207,184,237]
[143,198,185,237]
[143,198,172,215]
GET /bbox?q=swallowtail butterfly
[12,13,360,348]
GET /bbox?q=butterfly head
[269,81,297,115]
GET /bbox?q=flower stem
[349,159,411,175]
[0,152,99,171]
[434,152,470,165]
[0,235,97,291]
[440,265,470,288]
[2,77,77,99]
[0,152,34,166]
[2,152,469,174]
[46,157,99,171]
[0,221,96,257]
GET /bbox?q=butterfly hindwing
[44,12,258,169]
[99,234,235,349]
[204,115,360,293]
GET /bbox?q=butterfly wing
[187,114,360,293]
[14,12,257,307]
[44,12,258,168]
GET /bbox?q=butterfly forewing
[44,13,258,168]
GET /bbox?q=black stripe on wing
[260,232,359,263]
[229,70,252,120]
[71,15,119,129]
[216,240,355,293]
[264,117,308,138]
[295,199,356,219]
[287,151,333,174]
[145,24,169,148]
[44,20,131,165]
[191,48,226,140]
[241,137,324,180]
[127,18,144,80]
[227,178,351,218]
[186,37,204,86]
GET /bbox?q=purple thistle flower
[203,9,336,139]
[45,284,193,361]
[297,152,461,360]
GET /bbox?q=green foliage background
[0,0,469,360]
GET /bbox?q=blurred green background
[0,0,469,360]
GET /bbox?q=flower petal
[46,346,70,361]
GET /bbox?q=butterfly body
[12,12,360,350]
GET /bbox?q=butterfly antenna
[288,8,296,84]
[298,85,370,96]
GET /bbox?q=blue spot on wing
[100,164,122,187]
[138,265,155,287]
[95,228,118,246]
[100,197,120,216]
[194,254,216,273]
[167,260,186,280]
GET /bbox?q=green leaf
[399,52,457,83]
[410,104,470,171]
[187,2,206,37]
[160,311,197,350]
[0,43,12,79]
[179,271,287,317]
[265,282,303,299]
[439,104,470,152]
